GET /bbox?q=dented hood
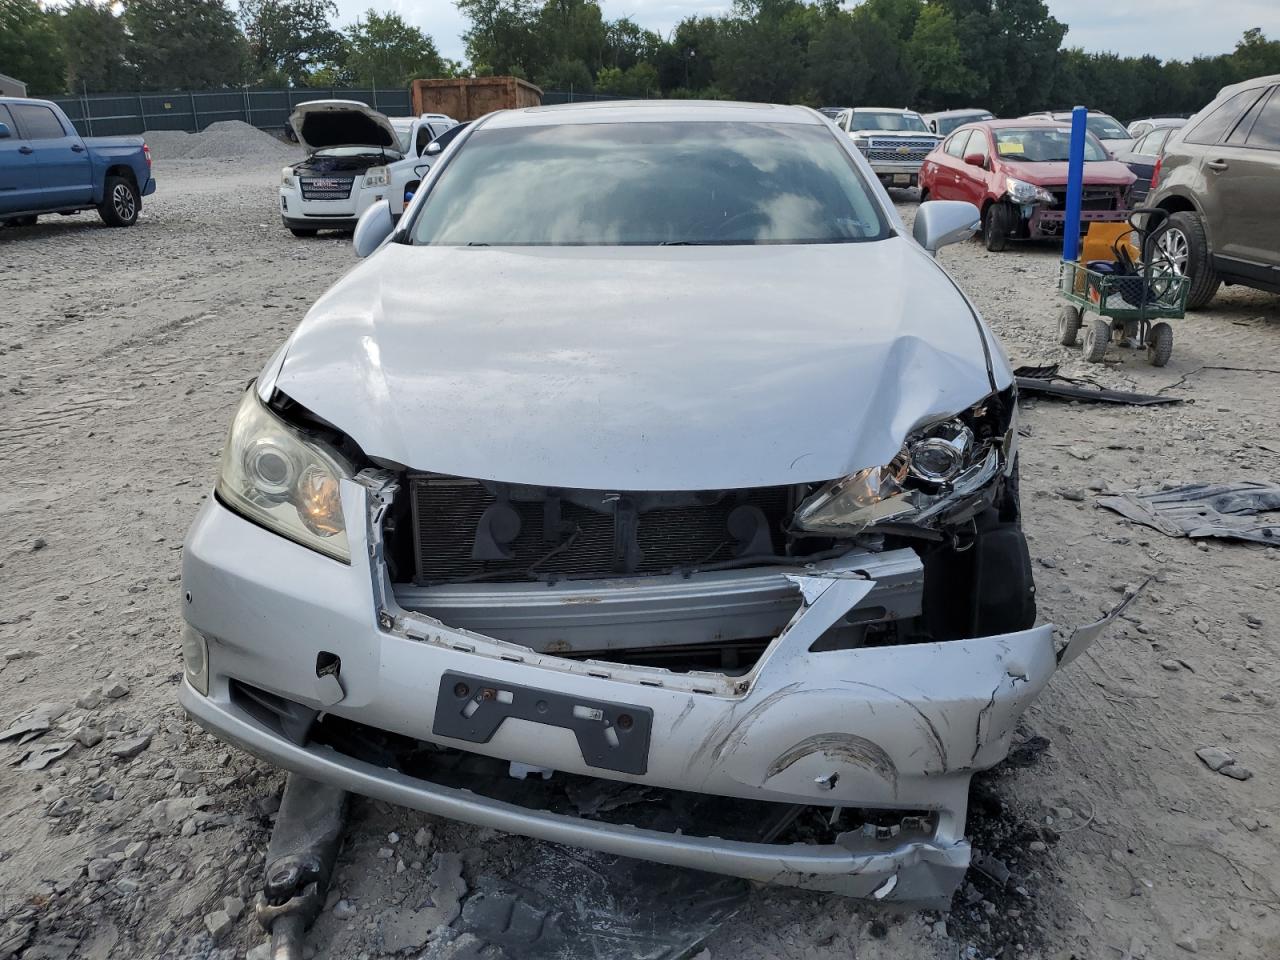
[267,239,1012,490]
[289,99,399,154]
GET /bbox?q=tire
[983,202,1012,252]
[289,227,318,238]
[1147,321,1173,367]
[1151,211,1219,310]
[919,187,931,203]
[97,175,139,227]
[1083,316,1110,363]
[1057,305,1082,346]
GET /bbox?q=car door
[954,128,990,207]
[929,130,970,200]
[1209,85,1280,274]
[9,102,92,208]
[0,104,41,214]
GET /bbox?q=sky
[330,0,1280,66]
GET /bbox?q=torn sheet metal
[1097,482,1280,546]
[1013,365,1180,406]
[1058,577,1150,667]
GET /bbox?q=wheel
[289,227,318,238]
[97,175,139,227]
[1057,305,1082,346]
[983,202,1012,252]
[1147,322,1173,367]
[1082,316,1110,362]
[1151,211,1219,310]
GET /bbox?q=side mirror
[963,152,986,168]
[912,200,981,255]
[353,199,395,258]
[0,122,10,139]
[425,140,443,156]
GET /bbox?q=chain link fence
[47,87,650,138]
[49,87,413,138]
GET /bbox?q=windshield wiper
[659,240,715,246]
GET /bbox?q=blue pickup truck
[0,97,155,228]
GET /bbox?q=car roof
[1214,73,1280,100]
[925,108,992,119]
[960,118,1067,130]
[483,99,824,129]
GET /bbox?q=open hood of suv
[290,100,399,154]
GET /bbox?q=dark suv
[1147,74,1280,308]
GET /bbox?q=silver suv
[1147,74,1280,308]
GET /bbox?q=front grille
[300,176,354,200]
[864,139,935,164]
[409,476,793,584]
[1047,186,1123,211]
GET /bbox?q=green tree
[535,56,593,92]
[0,0,67,95]
[907,3,981,108]
[123,0,247,89]
[343,10,448,87]
[58,0,135,93]
[595,61,658,96]
[239,0,342,86]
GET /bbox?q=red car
[919,119,1136,251]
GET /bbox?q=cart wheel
[1147,322,1173,367]
[1083,316,1110,363]
[1057,305,1082,346]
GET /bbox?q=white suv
[279,101,456,237]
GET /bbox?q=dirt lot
[2,157,1278,960]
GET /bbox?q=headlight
[792,418,998,537]
[1005,178,1056,204]
[852,137,870,150]
[281,167,296,188]
[363,166,389,188]
[216,390,352,562]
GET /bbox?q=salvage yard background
[2,139,1279,960]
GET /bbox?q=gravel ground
[1,160,1278,960]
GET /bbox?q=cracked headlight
[216,390,352,562]
[1005,178,1056,204]
[792,419,994,536]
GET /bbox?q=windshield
[393,125,413,153]
[1086,115,1129,140]
[993,127,1108,162]
[850,111,929,133]
[410,121,890,246]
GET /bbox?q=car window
[1131,122,1152,139]
[415,124,435,155]
[411,120,891,246]
[1243,87,1280,149]
[849,111,929,133]
[992,127,1107,161]
[394,126,413,153]
[0,104,14,132]
[1185,89,1266,145]
[967,129,990,161]
[1085,115,1128,140]
[10,103,67,140]
[944,130,971,158]
[1149,128,1172,153]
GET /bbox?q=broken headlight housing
[1005,177,1056,205]
[216,390,352,562]
[792,411,1007,538]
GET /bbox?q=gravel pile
[143,121,298,161]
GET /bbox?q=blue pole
[1062,105,1087,262]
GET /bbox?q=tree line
[3,0,1278,121]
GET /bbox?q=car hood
[289,100,399,154]
[999,158,1136,187]
[267,239,1011,490]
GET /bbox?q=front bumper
[864,159,924,186]
[1026,205,1130,238]
[180,479,1077,903]
[278,182,386,231]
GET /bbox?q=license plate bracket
[893,173,911,185]
[433,672,654,775]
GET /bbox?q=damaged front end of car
[175,376,1122,909]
